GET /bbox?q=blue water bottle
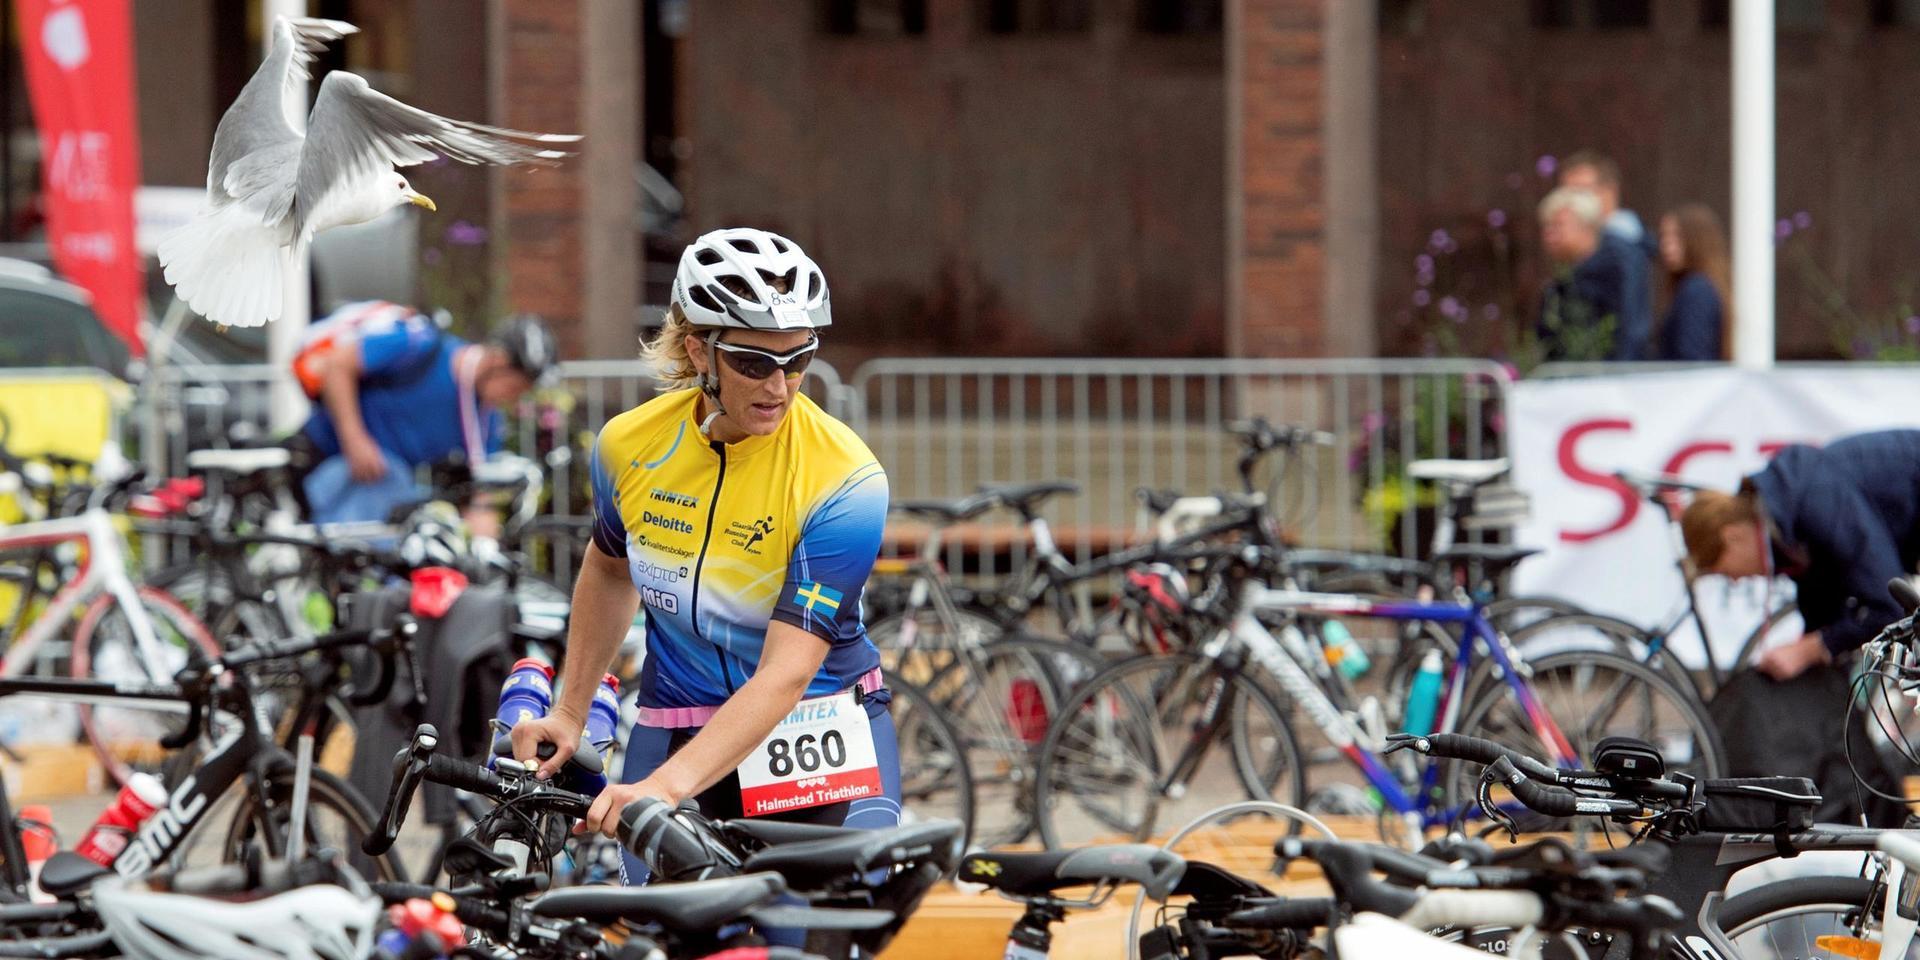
[562,674,622,794]
[491,658,554,767]
[1403,649,1445,737]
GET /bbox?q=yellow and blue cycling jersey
[589,388,888,714]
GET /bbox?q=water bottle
[75,773,168,867]
[1403,649,1445,737]
[583,674,621,750]
[491,658,555,767]
[1321,620,1370,681]
[566,675,622,794]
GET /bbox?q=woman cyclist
[509,228,898,876]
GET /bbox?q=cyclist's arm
[1794,485,1906,655]
[319,335,374,454]
[551,436,640,724]
[550,542,638,727]
[641,622,828,802]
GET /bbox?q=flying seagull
[158,17,578,328]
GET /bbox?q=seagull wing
[205,16,358,205]
[292,71,578,238]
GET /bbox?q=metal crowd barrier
[849,358,1515,571]
[129,356,1513,579]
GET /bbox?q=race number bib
[737,690,881,817]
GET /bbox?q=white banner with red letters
[1509,368,1920,668]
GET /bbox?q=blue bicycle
[1030,552,1724,848]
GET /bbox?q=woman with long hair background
[1657,203,1735,360]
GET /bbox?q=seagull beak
[405,190,437,212]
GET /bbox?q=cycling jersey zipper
[691,440,734,694]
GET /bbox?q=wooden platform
[884,816,1377,959]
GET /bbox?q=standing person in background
[1537,187,1645,361]
[1657,203,1733,361]
[1556,151,1653,359]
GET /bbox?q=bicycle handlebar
[365,725,595,857]
[1487,757,1641,817]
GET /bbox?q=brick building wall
[680,0,1230,364]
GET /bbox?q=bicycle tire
[867,601,1009,689]
[1716,875,1879,958]
[1032,652,1307,849]
[169,753,408,884]
[70,586,223,789]
[1509,612,1703,706]
[1444,648,1724,826]
[886,676,977,857]
[917,634,1103,847]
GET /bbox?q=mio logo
[113,775,211,876]
[642,586,680,615]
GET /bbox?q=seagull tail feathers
[157,204,287,329]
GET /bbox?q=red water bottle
[75,773,167,867]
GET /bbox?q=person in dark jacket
[1537,186,1651,361]
[1656,203,1733,361]
[1681,430,1920,679]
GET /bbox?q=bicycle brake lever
[1382,734,1429,756]
[364,724,439,856]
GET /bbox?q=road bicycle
[1032,548,1723,848]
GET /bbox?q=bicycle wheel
[166,742,407,883]
[886,677,976,856]
[1717,875,1879,960]
[920,634,1104,848]
[1444,649,1724,823]
[71,586,224,789]
[1510,613,1703,706]
[1032,652,1306,849]
[868,600,1008,687]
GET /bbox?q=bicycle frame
[0,510,173,680]
[1228,583,1581,833]
[0,675,289,878]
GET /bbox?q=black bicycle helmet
[492,314,558,382]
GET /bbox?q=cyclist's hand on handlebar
[579,778,675,839]
[510,713,581,781]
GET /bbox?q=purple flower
[1412,289,1432,307]
[1415,253,1434,272]
[1439,296,1463,318]
[1487,209,1508,230]
[1775,219,1793,240]
[1428,229,1452,252]
[422,247,444,266]
[1363,411,1387,434]
[1482,303,1502,321]
[1906,315,1920,335]
[1536,154,1557,179]
[445,220,490,247]
[1793,210,1812,230]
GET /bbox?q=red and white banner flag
[19,0,143,356]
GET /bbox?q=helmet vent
[695,247,724,266]
[771,236,790,253]
[757,268,797,295]
[717,275,758,302]
[727,238,760,253]
[688,285,725,313]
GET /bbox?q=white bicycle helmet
[672,228,831,330]
[92,880,381,960]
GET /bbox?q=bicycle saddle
[957,844,1186,901]
[977,481,1081,514]
[530,871,785,932]
[184,447,291,476]
[742,821,963,891]
[722,818,861,848]
[1433,544,1539,579]
[39,850,111,899]
[1407,459,1510,487]
[890,494,997,524]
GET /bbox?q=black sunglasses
[709,336,818,381]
